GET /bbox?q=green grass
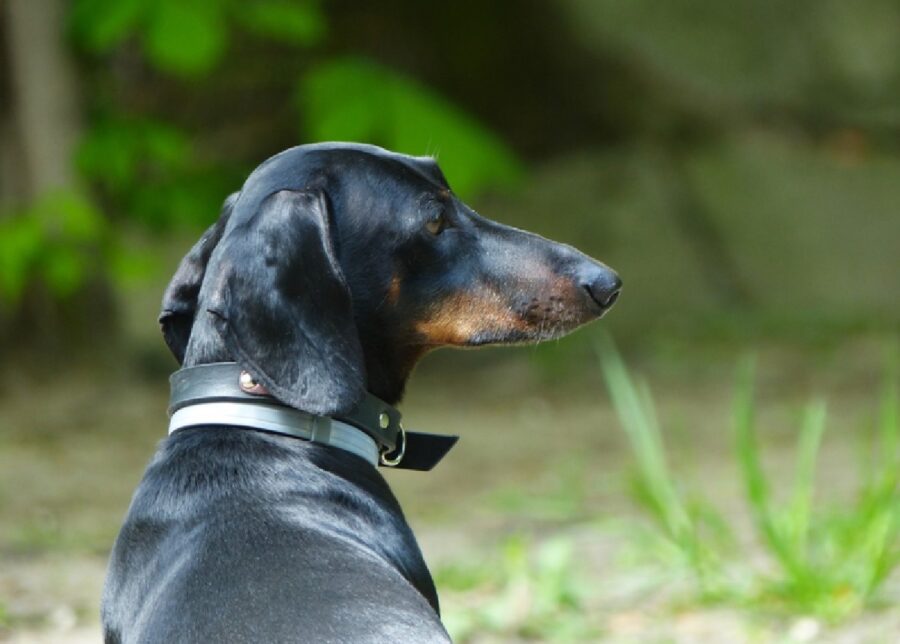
[597,336,900,621]
[436,534,599,642]
[599,336,727,599]
[432,341,898,641]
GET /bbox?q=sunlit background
[1,1,899,642]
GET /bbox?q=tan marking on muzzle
[415,289,528,345]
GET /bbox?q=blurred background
[1,1,899,642]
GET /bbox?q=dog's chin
[464,312,608,348]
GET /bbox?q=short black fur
[103,143,620,643]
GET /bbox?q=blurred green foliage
[67,0,520,216]
[733,359,900,619]
[301,58,522,197]
[69,0,326,74]
[4,0,899,345]
[0,192,107,305]
[600,339,900,621]
[437,535,597,642]
[75,116,237,230]
[1,0,523,315]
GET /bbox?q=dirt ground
[1,336,898,642]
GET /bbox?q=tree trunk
[3,0,80,197]
[1,0,115,361]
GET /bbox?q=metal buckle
[379,424,406,467]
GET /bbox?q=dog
[101,143,620,643]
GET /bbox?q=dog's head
[161,143,620,414]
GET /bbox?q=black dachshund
[102,143,620,643]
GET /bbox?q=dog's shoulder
[102,429,447,642]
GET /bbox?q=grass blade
[594,335,731,594]
[787,398,827,560]
[733,357,801,579]
[597,337,691,542]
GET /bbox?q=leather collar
[168,363,458,471]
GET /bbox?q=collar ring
[379,424,406,467]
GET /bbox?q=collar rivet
[378,412,390,429]
[239,371,257,390]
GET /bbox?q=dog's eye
[425,212,447,235]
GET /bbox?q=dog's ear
[203,189,366,416]
[159,193,238,363]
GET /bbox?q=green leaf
[69,0,146,52]
[81,115,236,231]
[143,122,191,170]
[237,0,326,46]
[25,192,106,244]
[76,121,140,191]
[41,247,87,298]
[0,215,43,304]
[76,117,191,196]
[108,244,162,286]
[300,58,523,198]
[144,0,227,75]
[0,193,108,305]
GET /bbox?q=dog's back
[103,429,448,643]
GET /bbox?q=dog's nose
[581,267,622,309]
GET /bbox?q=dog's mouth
[411,271,620,348]
[463,291,618,347]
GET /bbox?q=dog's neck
[360,344,427,405]
[182,319,231,368]
[182,317,419,407]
